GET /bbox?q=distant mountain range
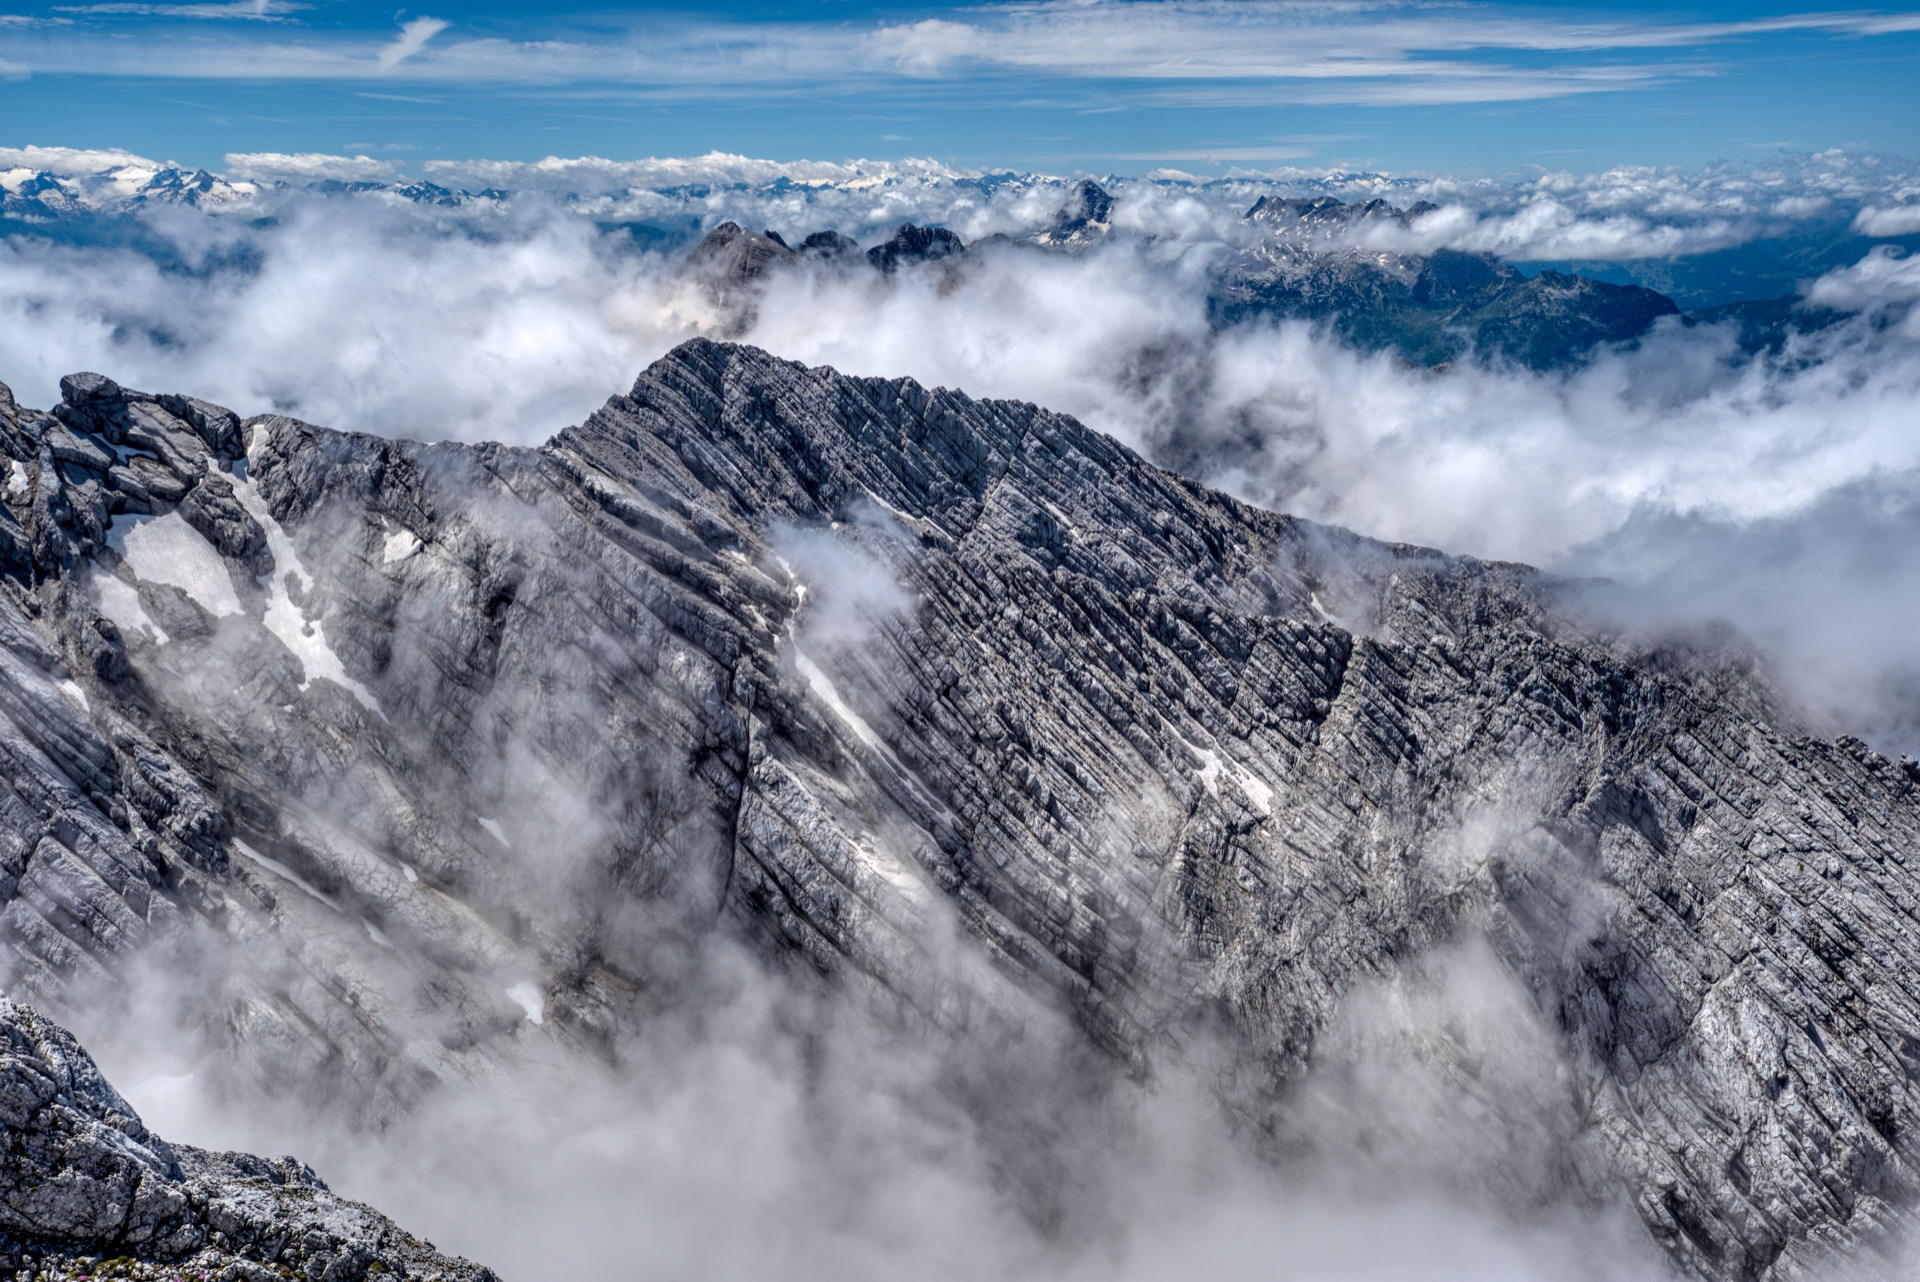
[1211,192,1681,370]
[0,162,264,215]
[4,163,1913,373]
[681,179,1867,372]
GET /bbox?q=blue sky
[1,0,1917,176]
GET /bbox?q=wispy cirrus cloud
[376,15,448,72]
[52,0,304,19]
[1109,145,1317,162]
[0,0,1915,107]
[858,1,1920,95]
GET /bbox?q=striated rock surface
[0,341,1917,1280]
[0,997,494,1281]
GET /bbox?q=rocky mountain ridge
[0,996,496,1281]
[0,343,1918,1279]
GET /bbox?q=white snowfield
[109,510,242,618]
[91,570,169,646]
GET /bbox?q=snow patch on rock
[55,679,89,712]
[793,643,881,749]
[110,510,241,618]
[1194,745,1224,796]
[233,447,384,717]
[235,838,336,910]
[1234,766,1275,815]
[505,981,545,1026]
[857,838,931,908]
[383,528,421,564]
[1186,738,1274,814]
[90,570,169,646]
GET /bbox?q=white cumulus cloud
[1854,204,1920,238]
[222,151,401,183]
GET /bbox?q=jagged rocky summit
[0,997,493,1281]
[1,343,1919,1280]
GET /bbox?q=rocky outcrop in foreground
[0,997,493,1281]
[1,343,1919,1280]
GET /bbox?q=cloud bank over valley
[5,145,1920,752]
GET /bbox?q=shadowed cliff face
[0,340,1918,1279]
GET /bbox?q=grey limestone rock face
[683,220,796,288]
[798,229,863,263]
[0,344,1917,1280]
[0,996,494,1280]
[684,218,971,301]
[864,222,966,273]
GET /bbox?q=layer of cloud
[0,196,703,438]
[52,0,305,19]
[221,150,400,183]
[1233,152,1917,261]
[1856,203,1920,237]
[420,150,973,196]
[0,142,167,175]
[1354,199,1753,262]
[3,166,1920,753]
[9,144,1918,274]
[71,891,1665,1282]
[1805,244,1920,313]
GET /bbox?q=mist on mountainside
[7,147,1920,1282]
[7,153,1920,749]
